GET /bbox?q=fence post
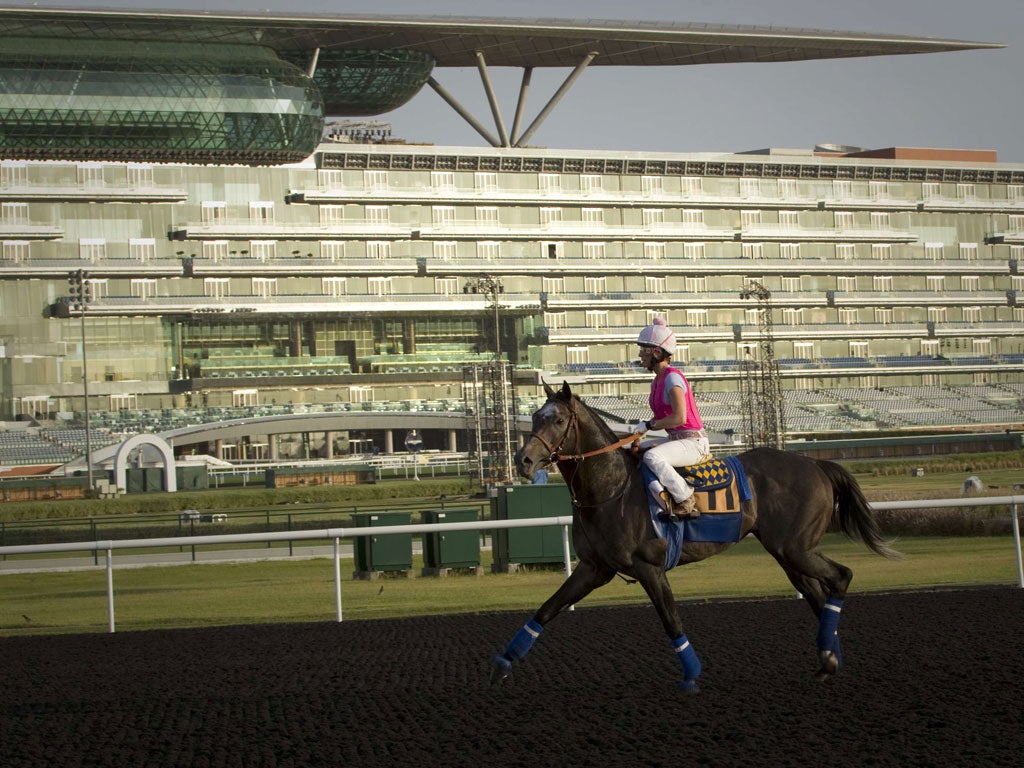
[1011,501,1023,589]
[561,523,575,612]
[334,537,343,622]
[105,547,115,633]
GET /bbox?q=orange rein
[556,430,645,462]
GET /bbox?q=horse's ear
[560,381,572,399]
[543,381,557,399]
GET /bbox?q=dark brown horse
[491,382,899,692]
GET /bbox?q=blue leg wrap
[816,598,844,652]
[503,618,543,663]
[671,634,702,680]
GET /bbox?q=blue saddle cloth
[642,455,752,571]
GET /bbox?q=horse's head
[515,380,578,480]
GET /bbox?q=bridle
[526,396,642,467]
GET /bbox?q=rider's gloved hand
[633,420,652,434]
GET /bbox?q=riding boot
[661,491,699,520]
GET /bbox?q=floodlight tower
[67,269,94,492]
[739,279,785,450]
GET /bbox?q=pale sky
[10,1,1023,161]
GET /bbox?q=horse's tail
[815,459,903,560]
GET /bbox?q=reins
[527,397,644,464]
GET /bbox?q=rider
[633,317,710,520]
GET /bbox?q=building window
[320,205,345,224]
[927,306,947,322]
[642,208,665,226]
[835,243,856,260]
[874,307,894,324]
[366,241,391,259]
[961,275,980,291]
[643,242,666,260]
[322,277,347,297]
[321,241,345,260]
[232,389,259,408]
[956,183,977,200]
[539,173,561,193]
[368,276,393,296]
[740,209,761,227]
[542,276,564,294]
[432,206,456,226]
[79,238,106,261]
[683,276,706,293]
[973,338,991,354]
[833,180,852,199]
[584,276,607,294]
[543,311,567,329]
[364,170,388,191]
[1008,214,1024,231]
[681,209,704,225]
[475,206,499,223]
[539,207,563,225]
[434,277,459,295]
[742,243,763,259]
[779,178,799,198]
[581,208,604,225]
[2,240,29,262]
[922,182,941,199]
[350,385,374,403]
[1,202,28,224]
[869,181,889,199]
[963,306,982,322]
[249,201,274,223]
[585,310,608,328]
[477,241,500,260]
[683,242,705,260]
[85,278,108,299]
[202,240,228,261]
[318,169,344,189]
[109,393,137,410]
[920,339,940,356]
[681,176,703,195]
[203,278,229,298]
[475,172,497,193]
[129,238,156,261]
[433,241,457,261]
[869,212,890,229]
[959,242,978,261]
[686,308,708,326]
[583,242,606,260]
[641,176,664,195]
[872,275,893,291]
[834,211,855,229]
[1008,184,1024,202]
[838,308,858,324]
[77,164,104,186]
[431,171,456,192]
[646,276,667,293]
[926,275,945,292]
[566,346,590,365]
[541,241,563,259]
[793,341,814,358]
[250,240,276,260]
[0,161,28,186]
[365,205,390,224]
[837,275,857,291]
[580,174,603,194]
[871,243,892,261]
[781,276,803,292]
[126,163,154,187]
[779,243,801,260]
[201,201,226,224]
[739,178,760,197]
[924,242,944,260]
[850,340,869,357]
[778,211,800,227]
[252,277,277,297]
[782,308,804,325]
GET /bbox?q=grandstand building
[0,7,1021,467]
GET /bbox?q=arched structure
[113,434,177,494]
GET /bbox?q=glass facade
[0,38,323,164]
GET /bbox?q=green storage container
[421,509,480,569]
[352,511,412,573]
[492,484,574,570]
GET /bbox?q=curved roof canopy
[0,7,1002,66]
[0,6,1003,160]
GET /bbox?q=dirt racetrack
[2,586,1022,768]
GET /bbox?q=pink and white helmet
[637,317,676,355]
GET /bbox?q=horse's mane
[553,391,639,467]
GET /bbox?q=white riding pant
[640,434,711,503]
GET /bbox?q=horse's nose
[514,448,533,477]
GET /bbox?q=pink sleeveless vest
[649,366,704,433]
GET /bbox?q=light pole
[68,270,94,493]
[404,429,423,481]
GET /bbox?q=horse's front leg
[633,563,702,693]
[490,559,614,684]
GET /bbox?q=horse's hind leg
[763,544,852,679]
[490,560,614,684]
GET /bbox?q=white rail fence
[0,497,1021,634]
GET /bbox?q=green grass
[2,534,1019,637]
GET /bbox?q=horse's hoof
[676,678,700,694]
[490,655,512,685]
[814,650,839,680]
